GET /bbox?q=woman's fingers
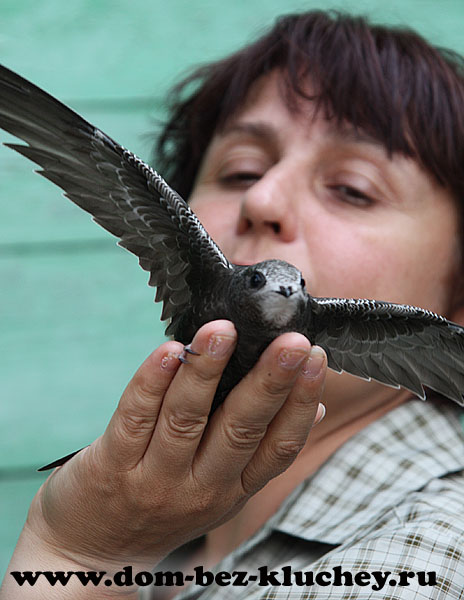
[196,333,326,494]
[100,340,184,470]
[145,320,237,476]
[242,345,327,492]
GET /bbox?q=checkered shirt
[141,398,464,599]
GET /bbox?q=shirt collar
[272,398,464,545]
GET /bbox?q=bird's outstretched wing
[0,64,232,334]
[308,297,464,406]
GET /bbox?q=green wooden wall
[1,0,463,580]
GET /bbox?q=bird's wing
[0,64,232,334]
[308,297,464,406]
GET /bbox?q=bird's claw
[178,343,201,364]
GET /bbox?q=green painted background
[1,0,463,580]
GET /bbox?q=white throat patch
[259,289,303,327]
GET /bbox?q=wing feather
[309,297,464,405]
[0,64,232,333]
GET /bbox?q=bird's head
[233,259,307,327]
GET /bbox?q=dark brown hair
[154,10,464,206]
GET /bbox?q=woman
[3,10,464,599]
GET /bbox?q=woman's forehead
[219,71,385,150]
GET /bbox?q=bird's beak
[276,286,294,298]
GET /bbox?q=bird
[1,64,463,472]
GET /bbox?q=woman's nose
[237,166,298,242]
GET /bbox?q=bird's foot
[178,344,201,364]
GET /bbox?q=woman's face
[187,73,461,406]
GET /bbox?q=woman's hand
[3,319,326,598]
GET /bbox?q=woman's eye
[329,185,374,207]
[220,171,262,188]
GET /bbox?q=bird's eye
[250,271,266,289]
[301,278,306,289]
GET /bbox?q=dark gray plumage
[1,65,463,471]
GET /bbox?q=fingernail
[301,346,326,378]
[161,352,180,372]
[207,333,236,359]
[278,348,309,370]
[314,403,326,426]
